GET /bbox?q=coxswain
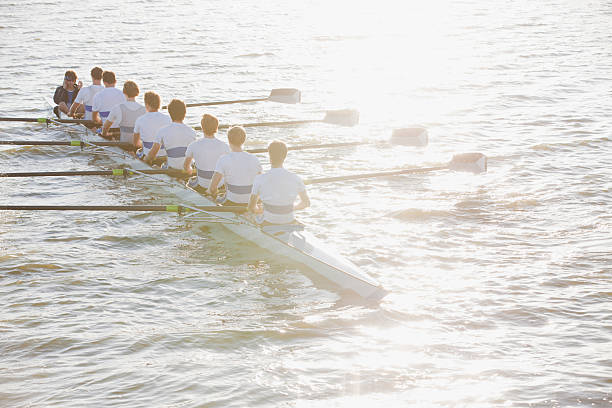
[91,71,125,137]
[102,80,145,144]
[146,99,196,170]
[53,70,82,118]
[248,141,310,224]
[68,66,103,121]
[133,91,171,165]
[209,126,261,206]
[183,114,229,194]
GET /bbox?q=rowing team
[53,67,310,226]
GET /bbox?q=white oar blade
[391,128,428,146]
[448,153,487,173]
[268,88,301,104]
[322,109,360,126]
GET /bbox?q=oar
[0,205,247,213]
[0,117,96,126]
[0,168,190,178]
[0,140,136,150]
[162,88,301,109]
[246,141,365,154]
[197,109,360,130]
[304,153,487,185]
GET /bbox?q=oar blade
[322,109,360,126]
[448,153,487,173]
[391,128,428,147]
[267,88,301,104]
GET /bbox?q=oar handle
[304,166,448,185]
[0,168,190,178]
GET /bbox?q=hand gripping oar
[304,153,487,185]
[0,117,96,126]
[0,168,190,179]
[0,140,136,150]
[199,109,360,130]
[162,88,301,109]
[0,205,247,214]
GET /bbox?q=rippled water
[1,0,611,406]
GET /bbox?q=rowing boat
[45,106,388,301]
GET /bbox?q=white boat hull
[64,124,387,300]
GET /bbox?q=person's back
[71,66,104,120]
[133,91,170,160]
[147,99,196,169]
[210,126,261,205]
[184,114,229,191]
[249,141,309,224]
[104,81,145,143]
[92,71,125,128]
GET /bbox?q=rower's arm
[293,190,310,211]
[146,143,160,164]
[68,102,79,118]
[209,172,222,196]
[101,120,113,138]
[133,132,142,148]
[92,111,101,126]
[183,156,193,175]
[248,194,263,214]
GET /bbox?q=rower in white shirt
[146,99,196,170]
[92,70,125,137]
[209,126,261,206]
[102,80,145,143]
[68,66,104,121]
[183,114,229,194]
[248,141,310,225]
[133,91,171,165]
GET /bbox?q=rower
[209,126,261,206]
[102,80,145,143]
[92,71,125,137]
[133,91,171,165]
[53,70,82,118]
[146,99,196,170]
[248,141,310,224]
[68,66,103,120]
[183,114,229,194]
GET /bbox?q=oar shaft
[162,97,268,109]
[0,117,95,126]
[0,140,134,149]
[0,168,189,178]
[245,141,365,154]
[0,205,247,213]
[218,119,321,129]
[304,166,448,185]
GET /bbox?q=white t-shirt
[92,87,125,127]
[154,122,197,169]
[107,101,144,126]
[251,167,305,224]
[134,111,171,156]
[74,84,104,120]
[215,152,262,203]
[185,137,230,188]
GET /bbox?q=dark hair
[268,141,287,164]
[102,71,116,84]
[144,91,161,110]
[64,70,77,81]
[90,67,103,80]
[122,81,139,98]
[167,99,186,121]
